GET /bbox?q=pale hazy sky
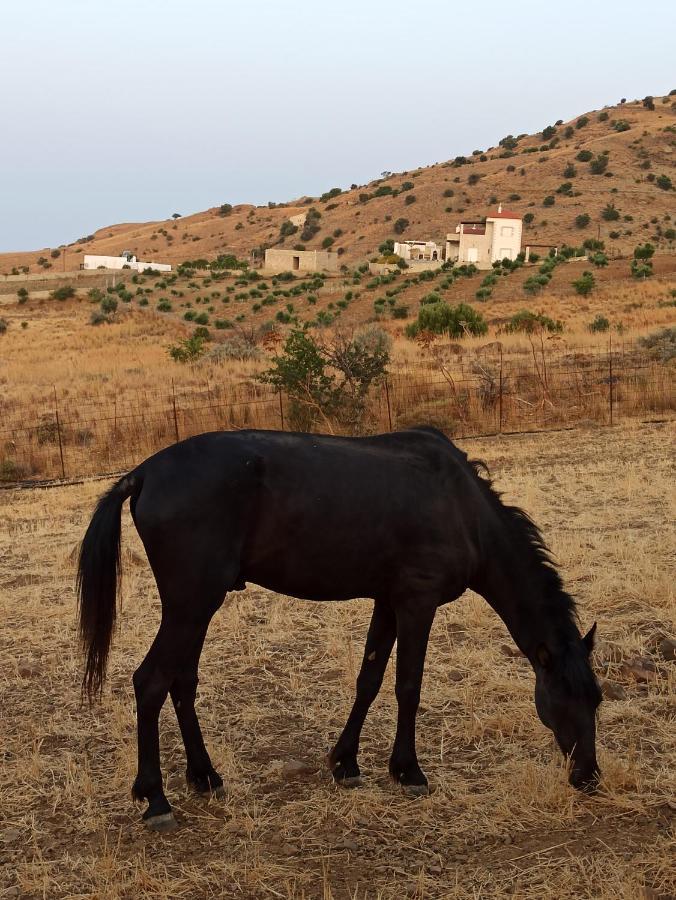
[1,0,674,252]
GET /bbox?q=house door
[292,256,300,270]
[467,247,478,263]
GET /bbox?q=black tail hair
[76,474,137,700]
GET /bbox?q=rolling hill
[1,93,674,276]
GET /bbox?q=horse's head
[533,623,602,791]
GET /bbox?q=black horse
[77,427,601,831]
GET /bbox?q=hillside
[1,93,675,275]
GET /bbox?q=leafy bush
[588,315,610,333]
[563,163,577,178]
[523,274,551,295]
[590,155,609,175]
[634,242,655,260]
[589,252,608,267]
[157,300,172,311]
[400,181,414,192]
[406,302,487,339]
[320,187,342,203]
[576,150,593,162]
[598,111,609,122]
[638,327,675,362]
[575,214,591,229]
[642,96,655,111]
[17,287,28,303]
[50,285,75,301]
[572,270,595,296]
[259,326,390,431]
[168,335,207,363]
[523,212,535,225]
[656,174,673,191]
[393,218,409,235]
[443,188,454,197]
[100,296,118,314]
[576,116,589,129]
[505,310,562,334]
[556,182,573,196]
[404,194,417,205]
[601,203,620,221]
[218,203,233,216]
[322,236,334,249]
[280,220,298,238]
[543,195,555,207]
[541,125,557,140]
[0,318,8,334]
[300,208,322,242]
[612,119,630,132]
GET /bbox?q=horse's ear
[582,622,597,655]
[535,644,551,668]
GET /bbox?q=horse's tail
[76,473,140,700]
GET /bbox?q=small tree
[17,287,28,303]
[168,334,207,363]
[634,243,655,260]
[642,95,655,111]
[572,271,595,296]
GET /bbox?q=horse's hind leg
[328,598,396,787]
[169,617,225,797]
[131,573,231,830]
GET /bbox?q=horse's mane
[463,455,601,702]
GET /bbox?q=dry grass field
[1,422,674,899]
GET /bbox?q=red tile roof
[487,209,521,219]
[461,223,486,235]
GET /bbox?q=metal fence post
[53,385,66,480]
[171,380,180,442]
[384,379,393,431]
[608,334,614,427]
[498,347,504,434]
[278,390,285,430]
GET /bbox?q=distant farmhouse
[82,250,171,273]
[446,206,522,269]
[392,205,525,271]
[264,248,338,273]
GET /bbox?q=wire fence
[1,340,673,485]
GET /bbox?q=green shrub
[634,243,655,260]
[590,252,608,267]
[218,203,233,216]
[523,212,535,225]
[543,195,555,207]
[505,310,562,334]
[576,150,593,162]
[169,334,206,363]
[404,194,417,205]
[598,111,609,122]
[100,296,118,314]
[50,285,75,301]
[588,315,610,333]
[612,119,630,132]
[638,327,676,362]
[572,270,595,296]
[556,182,573,196]
[656,174,673,191]
[590,155,609,175]
[575,214,591,229]
[157,300,172,311]
[0,318,8,334]
[563,163,577,178]
[393,218,409,235]
[601,203,620,221]
[576,116,589,129]
[406,302,487,339]
[17,287,28,303]
[280,220,298,238]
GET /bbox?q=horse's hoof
[145,812,178,833]
[402,783,429,798]
[335,775,362,789]
[212,785,227,799]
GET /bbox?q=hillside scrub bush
[320,187,342,203]
[393,218,409,235]
[300,208,322,242]
[576,116,589,129]
[523,274,551,295]
[590,155,609,175]
[563,163,577,178]
[168,334,207,363]
[576,150,593,162]
[543,195,555,207]
[588,314,610,333]
[656,174,673,191]
[541,125,557,140]
[638,327,676,362]
[590,252,608,267]
[50,285,75,301]
[598,111,609,122]
[505,310,562,334]
[280,220,298,238]
[556,182,573,196]
[218,203,233,216]
[634,242,655,260]
[406,302,487,339]
[575,214,591,229]
[404,194,417,205]
[563,126,575,139]
[642,96,655,111]
[572,270,595,296]
[17,287,28,303]
[612,119,630,132]
[602,203,620,221]
[523,212,535,225]
[0,318,8,334]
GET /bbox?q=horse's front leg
[388,597,437,795]
[328,598,396,786]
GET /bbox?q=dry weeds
[1,422,674,898]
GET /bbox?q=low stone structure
[393,240,442,262]
[264,248,338,274]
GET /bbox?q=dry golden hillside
[2,94,675,275]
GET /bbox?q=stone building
[445,205,522,269]
[263,248,338,273]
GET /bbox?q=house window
[501,226,513,237]
[499,248,513,260]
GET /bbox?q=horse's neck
[475,554,574,660]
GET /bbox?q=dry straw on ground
[1,422,674,899]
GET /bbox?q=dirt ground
[0,422,674,899]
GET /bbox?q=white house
[446,205,522,269]
[82,250,172,273]
[393,240,442,262]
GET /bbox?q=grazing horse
[77,427,601,831]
